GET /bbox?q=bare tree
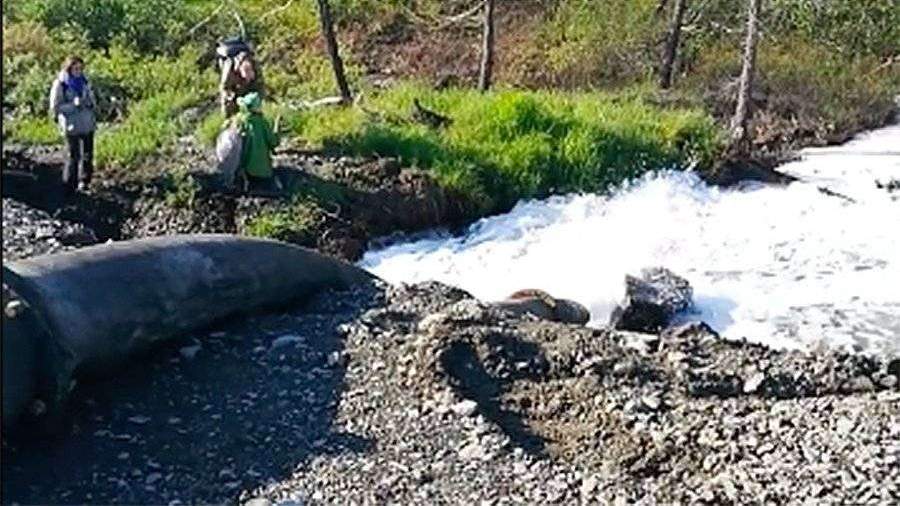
[659,0,689,89]
[316,0,352,104]
[729,0,762,152]
[478,0,495,92]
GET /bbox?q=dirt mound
[248,281,899,504]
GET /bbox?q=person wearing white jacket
[49,56,97,193]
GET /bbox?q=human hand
[73,96,81,107]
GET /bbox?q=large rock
[609,267,693,333]
[493,289,590,325]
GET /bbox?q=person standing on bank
[220,47,265,118]
[49,56,97,193]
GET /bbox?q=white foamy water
[361,125,900,354]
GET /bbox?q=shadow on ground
[1,285,383,504]
[439,335,548,456]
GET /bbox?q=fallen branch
[259,0,295,22]
[435,0,486,30]
[231,8,247,40]
[281,96,347,111]
[817,186,857,203]
[399,1,485,31]
[412,98,452,128]
[868,54,898,76]
[187,2,226,36]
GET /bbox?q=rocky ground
[2,198,99,260]
[3,144,899,505]
[3,274,899,505]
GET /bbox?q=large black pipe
[1,234,375,432]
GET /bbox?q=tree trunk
[478,0,495,92]
[659,0,689,89]
[655,0,671,16]
[729,0,762,153]
[316,0,352,104]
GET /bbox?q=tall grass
[297,83,723,213]
[96,91,200,168]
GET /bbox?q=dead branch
[260,0,295,22]
[412,98,452,128]
[399,1,485,31]
[187,2,226,36]
[817,186,857,203]
[231,8,247,40]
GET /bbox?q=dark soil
[2,143,475,262]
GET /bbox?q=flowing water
[361,125,900,355]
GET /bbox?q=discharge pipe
[2,234,374,432]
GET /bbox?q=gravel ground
[2,282,384,505]
[244,282,900,505]
[3,199,899,505]
[2,198,98,260]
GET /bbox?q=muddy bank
[2,144,474,262]
[4,279,898,504]
[3,141,798,266]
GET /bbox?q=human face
[69,62,84,77]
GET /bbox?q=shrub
[161,168,200,209]
[685,36,899,147]
[5,63,51,116]
[767,0,900,58]
[19,0,126,49]
[1,20,56,58]
[16,0,196,53]
[505,0,663,89]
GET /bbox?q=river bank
[3,136,900,504]
[362,123,900,356]
[3,276,898,504]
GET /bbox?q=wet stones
[875,178,899,193]
[609,267,694,333]
[2,198,99,260]
[887,358,900,378]
[493,289,590,325]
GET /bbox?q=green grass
[243,197,323,244]
[96,90,200,168]
[196,110,226,147]
[296,83,724,213]
[4,1,896,214]
[6,116,62,144]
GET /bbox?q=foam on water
[361,125,900,354]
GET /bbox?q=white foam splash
[361,124,900,355]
